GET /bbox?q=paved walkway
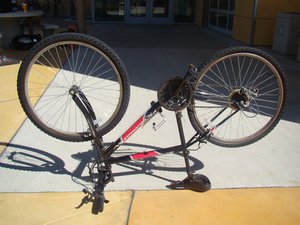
[1,189,299,225]
[0,25,300,224]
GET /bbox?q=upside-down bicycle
[17,33,287,214]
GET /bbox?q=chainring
[157,77,193,111]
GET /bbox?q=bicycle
[17,33,287,214]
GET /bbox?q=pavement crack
[42,210,90,225]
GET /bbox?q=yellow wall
[233,0,300,45]
[232,0,254,45]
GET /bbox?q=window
[130,0,146,17]
[209,0,235,34]
[210,0,218,9]
[174,0,195,23]
[94,0,125,22]
[153,0,169,18]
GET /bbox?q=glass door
[126,0,173,24]
[126,0,149,24]
[150,0,172,24]
[94,0,125,22]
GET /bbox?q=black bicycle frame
[72,91,209,177]
[105,101,206,174]
[71,79,242,215]
[71,81,239,178]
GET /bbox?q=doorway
[93,0,195,24]
[126,0,173,24]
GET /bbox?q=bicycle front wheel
[18,33,130,142]
[188,47,287,147]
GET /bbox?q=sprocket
[157,77,193,111]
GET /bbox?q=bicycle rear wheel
[188,47,287,147]
[18,33,130,142]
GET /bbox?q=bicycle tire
[17,33,130,142]
[188,47,287,147]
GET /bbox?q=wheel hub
[69,85,81,95]
[228,88,251,110]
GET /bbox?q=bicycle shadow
[0,142,204,184]
[0,142,67,174]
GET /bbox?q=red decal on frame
[121,115,145,142]
[130,151,159,160]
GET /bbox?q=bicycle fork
[71,87,112,214]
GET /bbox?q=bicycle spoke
[19,34,129,141]
[189,48,285,147]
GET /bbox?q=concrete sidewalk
[0,25,300,224]
[1,189,300,225]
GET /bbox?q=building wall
[233,0,300,46]
[232,0,254,44]
[254,0,300,45]
[38,0,92,17]
[195,0,205,26]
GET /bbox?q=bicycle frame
[72,91,208,176]
[71,88,213,214]
[69,60,253,214]
[69,63,212,173]
[69,64,248,213]
[106,101,210,168]
[15,33,287,213]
